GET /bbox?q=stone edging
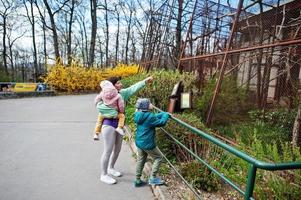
[124,126,170,200]
[0,91,55,99]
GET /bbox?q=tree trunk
[30,0,38,81]
[139,22,150,67]
[99,39,103,67]
[104,0,109,66]
[79,24,86,66]
[43,15,47,71]
[43,0,61,63]
[145,17,154,65]
[88,0,97,67]
[67,0,75,66]
[260,1,281,109]
[2,16,8,76]
[115,5,120,65]
[78,12,88,66]
[131,33,136,62]
[22,62,25,82]
[175,0,183,61]
[256,1,264,108]
[9,42,14,81]
[246,52,253,93]
[24,0,39,81]
[292,106,301,147]
[124,6,133,65]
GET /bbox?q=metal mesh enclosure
[140,0,301,124]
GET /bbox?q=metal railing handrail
[153,106,301,200]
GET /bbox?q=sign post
[167,81,183,113]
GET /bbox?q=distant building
[236,0,301,104]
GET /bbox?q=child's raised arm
[148,112,170,127]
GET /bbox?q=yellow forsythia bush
[44,63,140,93]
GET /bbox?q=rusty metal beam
[206,0,244,126]
[180,38,301,62]
[140,38,301,70]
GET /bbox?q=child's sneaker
[93,134,99,140]
[115,127,125,136]
[100,175,116,184]
[148,177,165,185]
[134,179,147,187]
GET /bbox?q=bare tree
[43,0,60,62]
[36,0,70,63]
[175,0,183,62]
[114,3,121,65]
[0,0,14,76]
[41,8,48,68]
[292,105,301,147]
[122,1,135,64]
[255,1,265,108]
[88,0,97,67]
[104,0,109,66]
[66,0,76,66]
[130,31,136,62]
[97,35,104,67]
[7,29,26,81]
[77,6,89,66]
[24,0,39,81]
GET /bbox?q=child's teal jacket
[134,111,170,150]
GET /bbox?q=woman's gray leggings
[100,125,123,175]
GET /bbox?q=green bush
[249,109,296,143]
[180,161,221,192]
[0,70,10,82]
[215,108,296,147]
[122,70,197,110]
[194,75,254,125]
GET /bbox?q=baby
[93,80,125,140]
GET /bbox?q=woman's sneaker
[148,177,165,185]
[100,175,116,184]
[115,127,125,136]
[108,168,122,177]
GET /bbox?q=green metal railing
[154,106,301,200]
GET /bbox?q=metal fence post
[245,164,257,200]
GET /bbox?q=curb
[0,91,55,99]
[125,126,170,200]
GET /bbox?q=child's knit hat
[135,98,150,111]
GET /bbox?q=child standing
[93,80,125,140]
[133,98,170,187]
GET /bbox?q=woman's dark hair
[107,77,121,85]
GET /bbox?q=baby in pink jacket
[93,80,125,140]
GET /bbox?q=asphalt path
[0,94,154,200]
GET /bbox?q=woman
[98,76,153,184]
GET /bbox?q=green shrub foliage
[249,109,296,143]
[180,161,221,192]
[121,70,197,110]
[194,75,254,125]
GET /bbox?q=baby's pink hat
[100,80,120,105]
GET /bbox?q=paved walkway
[0,94,154,200]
